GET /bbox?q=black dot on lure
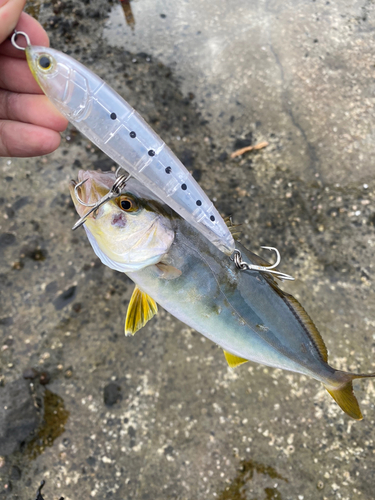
[210,215,215,221]
[181,183,187,190]
[148,150,155,157]
[129,131,136,138]
[39,56,51,69]
[196,200,202,206]
[165,166,172,174]
[110,112,117,120]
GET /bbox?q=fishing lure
[12,31,294,280]
[12,31,234,255]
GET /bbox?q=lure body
[25,45,235,255]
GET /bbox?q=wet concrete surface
[0,0,375,498]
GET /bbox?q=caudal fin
[324,371,375,420]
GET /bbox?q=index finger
[0,0,26,44]
[0,11,49,59]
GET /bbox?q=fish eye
[121,199,132,210]
[38,55,52,70]
[117,195,138,212]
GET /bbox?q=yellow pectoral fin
[223,350,248,368]
[125,285,158,336]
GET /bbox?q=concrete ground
[1,0,375,498]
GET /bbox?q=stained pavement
[1,0,375,499]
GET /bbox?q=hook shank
[230,248,294,281]
[72,168,131,230]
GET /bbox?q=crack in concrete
[268,42,324,186]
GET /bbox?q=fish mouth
[69,170,116,217]
[69,178,94,218]
[69,177,95,207]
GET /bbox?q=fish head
[69,171,176,273]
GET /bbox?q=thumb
[0,0,26,45]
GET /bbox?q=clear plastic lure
[15,32,235,256]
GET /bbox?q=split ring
[11,31,31,52]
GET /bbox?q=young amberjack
[70,170,375,420]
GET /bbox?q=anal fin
[223,350,248,368]
[125,285,158,336]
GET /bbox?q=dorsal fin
[224,216,242,240]
[223,350,248,368]
[264,275,328,362]
[284,293,328,362]
[125,285,158,336]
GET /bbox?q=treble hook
[72,168,131,230]
[231,247,295,281]
[74,179,97,207]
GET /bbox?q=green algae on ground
[26,389,69,460]
[216,458,288,500]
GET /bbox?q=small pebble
[103,383,122,406]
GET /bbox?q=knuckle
[0,90,19,121]
[0,121,11,157]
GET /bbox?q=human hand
[0,0,68,157]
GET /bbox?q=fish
[69,169,375,420]
[23,39,234,255]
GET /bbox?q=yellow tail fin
[325,371,375,420]
[325,382,363,420]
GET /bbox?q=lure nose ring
[11,31,31,51]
